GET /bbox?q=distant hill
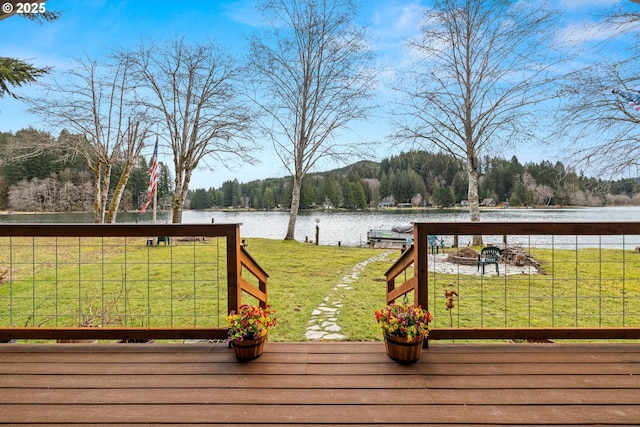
[188,151,640,211]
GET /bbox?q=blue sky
[0,0,637,189]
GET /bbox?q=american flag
[139,136,159,214]
[613,89,640,112]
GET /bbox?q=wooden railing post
[414,224,428,310]
[259,275,267,309]
[227,224,242,314]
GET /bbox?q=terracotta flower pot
[232,335,266,361]
[384,333,424,363]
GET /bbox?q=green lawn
[244,239,391,341]
[427,247,640,331]
[1,237,639,342]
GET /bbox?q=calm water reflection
[2,206,638,247]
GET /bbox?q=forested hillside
[188,151,640,210]
[0,129,173,212]
[1,128,638,213]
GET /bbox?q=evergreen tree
[190,188,213,209]
[300,176,316,208]
[432,185,455,207]
[262,187,275,210]
[379,171,389,200]
[249,186,263,209]
[157,163,173,205]
[0,57,50,99]
[350,181,367,209]
[508,191,522,207]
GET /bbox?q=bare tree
[129,38,256,223]
[29,55,150,222]
[394,0,562,243]
[104,119,149,222]
[248,0,375,240]
[557,7,640,178]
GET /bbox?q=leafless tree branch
[128,38,257,223]
[27,54,151,222]
[393,0,564,241]
[248,0,376,239]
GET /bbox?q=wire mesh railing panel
[426,232,640,330]
[0,236,228,329]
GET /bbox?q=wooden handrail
[0,223,240,238]
[238,246,269,309]
[413,221,640,236]
[384,245,415,304]
[0,327,229,341]
[384,245,414,281]
[429,327,640,340]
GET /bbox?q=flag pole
[139,134,159,219]
[153,181,157,224]
[153,129,158,224]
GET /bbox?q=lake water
[2,206,640,247]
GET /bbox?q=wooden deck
[1,342,640,425]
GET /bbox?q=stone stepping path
[305,251,393,341]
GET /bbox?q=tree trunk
[467,156,483,247]
[172,186,183,224]
[98,167,112,224]
[285,176,302,240]
[172,171,191,224]
[106,164,132,223]
[92,163,102,223]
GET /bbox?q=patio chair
[478,246,502,275]
[427,235,445,254]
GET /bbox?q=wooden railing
[386,222,640,342]
[0,223,268,342]
[238,245,269,310]
[384,244,415,304]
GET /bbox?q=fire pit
[447,246,543,271]
[446,247,479,266]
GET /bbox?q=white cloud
[222,1,264,28]
[366,1,428,75]
[555,20,614,46]
[370,1,424,40]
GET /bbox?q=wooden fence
[0,223,267,342]
[386,222,640,342]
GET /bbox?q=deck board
[0,342,639,425]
